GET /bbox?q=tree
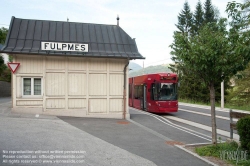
[227,1,250,32]
[204,0,216,23]
[0,55,5,72]
[170,17,250,144]
[175,1,193,34]
[171,1,227,105]
[227,63,250,106]
[0,27,8,44]
[0,27,10,82]
[0,27,8,75]
[193,0,204,34]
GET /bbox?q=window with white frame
[23,78,42,96]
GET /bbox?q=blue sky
[0,0,241,66]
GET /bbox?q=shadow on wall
[0,81,11,97]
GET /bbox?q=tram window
[151,83,158,100]
[134,85,143,99]
[151,83,177,101]
[134,86,139,99]
[138,86,143,99]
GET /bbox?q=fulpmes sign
[41,42,88,52]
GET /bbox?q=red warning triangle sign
[7,63,20,73]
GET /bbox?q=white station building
[0,16,144,119]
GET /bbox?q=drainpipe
[123,60,129,119]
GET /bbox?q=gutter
[123,59,129,119]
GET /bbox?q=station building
[0,16,144,119]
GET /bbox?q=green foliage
[171,1,231,108]
[178,74,229,103]
[0,55,10,82]
[204,0,217,23]
[171,18,249,87]
[0,27,8,44]
[175,1,193,34]
[227,63,250,106]
[172,0,250,107]
[0,27,11,82]
[0,55,5,72]
[195,142,238,157]
[0,68,11,82]
[193,0,204,34]
[237,116,250,151]
[179,98,250,111]
[226,1,250,31]
[195,141,250,166]
[8,55,13,62]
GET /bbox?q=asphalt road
[178,105,232,132]
[166,103,239,138]
[0,98,210,166]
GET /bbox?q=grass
[195,141,250,166]
[179,98,250,111]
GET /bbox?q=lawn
[179,98,250,111]
[195,141,250,166]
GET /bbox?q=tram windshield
[151,83,177,101]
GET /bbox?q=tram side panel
[129,73,178,113]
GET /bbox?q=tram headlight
[156,102,160,106]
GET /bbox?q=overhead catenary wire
[130,58,172,71]
[0,24,9,27]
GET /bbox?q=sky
[0,0,242,67]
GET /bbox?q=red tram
[129,73,178,113]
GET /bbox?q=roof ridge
[14,17,119,27]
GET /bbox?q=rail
[229,109,250,139]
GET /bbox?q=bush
[237,116,250,150]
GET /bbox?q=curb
[175,144,218,166]
[179,102,250,114]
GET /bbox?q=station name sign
[41,42,88,52]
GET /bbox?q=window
[151,82,177,101]
[133,85,143,99]
[133,86,138,99]
[138,85,143,99]
[23,78,42,96]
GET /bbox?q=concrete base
[12,107,130,119]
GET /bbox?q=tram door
[143,84,147,110]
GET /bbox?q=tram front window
[152,83,177,101]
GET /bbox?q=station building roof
[0,16,144,59]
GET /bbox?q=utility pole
[221,80,224,109]
[143,61,144,74]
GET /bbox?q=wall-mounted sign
[7,62,20,74]
[41,42,88,52]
